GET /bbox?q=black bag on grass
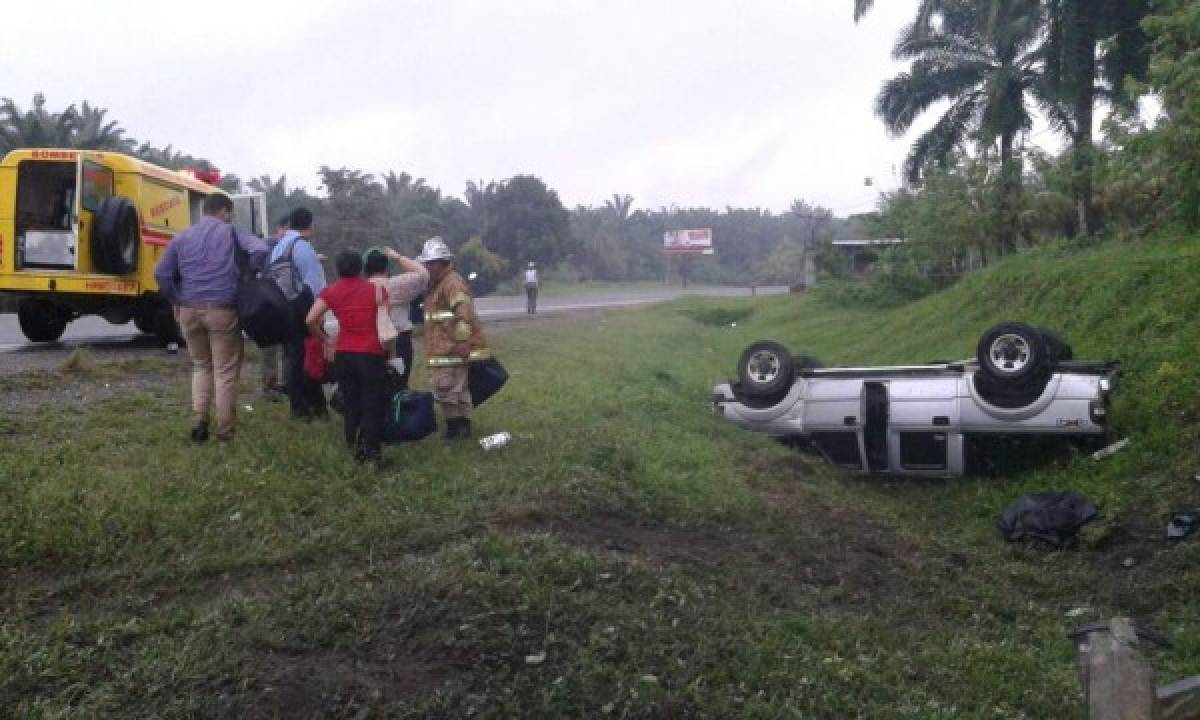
[998,492,1098,546]
[468,357,508,407]
[383,388,437,443]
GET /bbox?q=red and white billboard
[663,228,714,255]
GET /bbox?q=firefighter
[416,237,489,440]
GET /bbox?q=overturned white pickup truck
[712,322,1119,477]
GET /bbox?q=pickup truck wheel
[977,322,1048,387]
[93,196,140,274]
[17,298,69,343]
[133,313,156,335]
[738,340,794,398]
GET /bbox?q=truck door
[231,193,267,238]
[863,382,889,471]
[76,154,114,272]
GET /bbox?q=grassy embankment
[2,235,1200,717]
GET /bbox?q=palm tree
[854,0,953,28]
[382,170,444,251]
[72,101,136,151]
[0,94,79,154]
[1042,0,1152,236]
[604,194,636,279]
[876,0,1043,255]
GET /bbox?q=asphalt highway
[0,285,786,357]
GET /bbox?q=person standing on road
[305,251,388,464]
[154,193,268,443]
[364,247,428,389]
[259,213,290,401]
[272,207,329,421]
[524,261,539,314]
[417,237,489,441]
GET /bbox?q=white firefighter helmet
[416,236,453,263]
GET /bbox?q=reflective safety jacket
[424,269,489,367]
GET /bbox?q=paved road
[0,285,786,357]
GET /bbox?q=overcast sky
[7,1,942,216]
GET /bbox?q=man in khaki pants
[154,194,267,442]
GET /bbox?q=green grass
[3,235,1200,717]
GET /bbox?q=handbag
[467,356,508,407]
[382,389,437,443]
[375,283,398,346]
[303,335,334,383]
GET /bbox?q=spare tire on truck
[92,196,140,274]
[974,321,1052,408]
[17,297,69,343]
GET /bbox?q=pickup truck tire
[93,196,140,274]
[133,313,156,335]
[17,298,69,343]
[977,322,1048,387]
[738,340,794,398]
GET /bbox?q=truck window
[80,160,113,212]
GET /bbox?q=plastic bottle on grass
[480,432,511,451]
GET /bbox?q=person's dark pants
[335,351,387,461]
[282,293,327,419]
[283,334,328,419]
[525,284,538,314]
[395,331,414,389]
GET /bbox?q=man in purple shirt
[154,194,267,443]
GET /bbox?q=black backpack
[232,231,298,347]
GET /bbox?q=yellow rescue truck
[0,149,265,343]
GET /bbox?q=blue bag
[382,389,437,444]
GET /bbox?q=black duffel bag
[233,231,298,347]
[468,357,508,407]
[383,388,437,443]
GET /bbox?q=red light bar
[193,169,222,185]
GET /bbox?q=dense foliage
[847,0,1198,306]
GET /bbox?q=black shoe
[445,417,472,441]
[190,420,210,444]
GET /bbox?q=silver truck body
[712,360,1117,477]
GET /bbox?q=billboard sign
[663,228,714,255]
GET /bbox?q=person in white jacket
[524,261,539,314]
[364,247,429,389]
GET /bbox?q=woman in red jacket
[306,250,388,463]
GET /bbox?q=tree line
[850,0,1200,299]
[8,0,1195,299]
[0,94,859,294]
